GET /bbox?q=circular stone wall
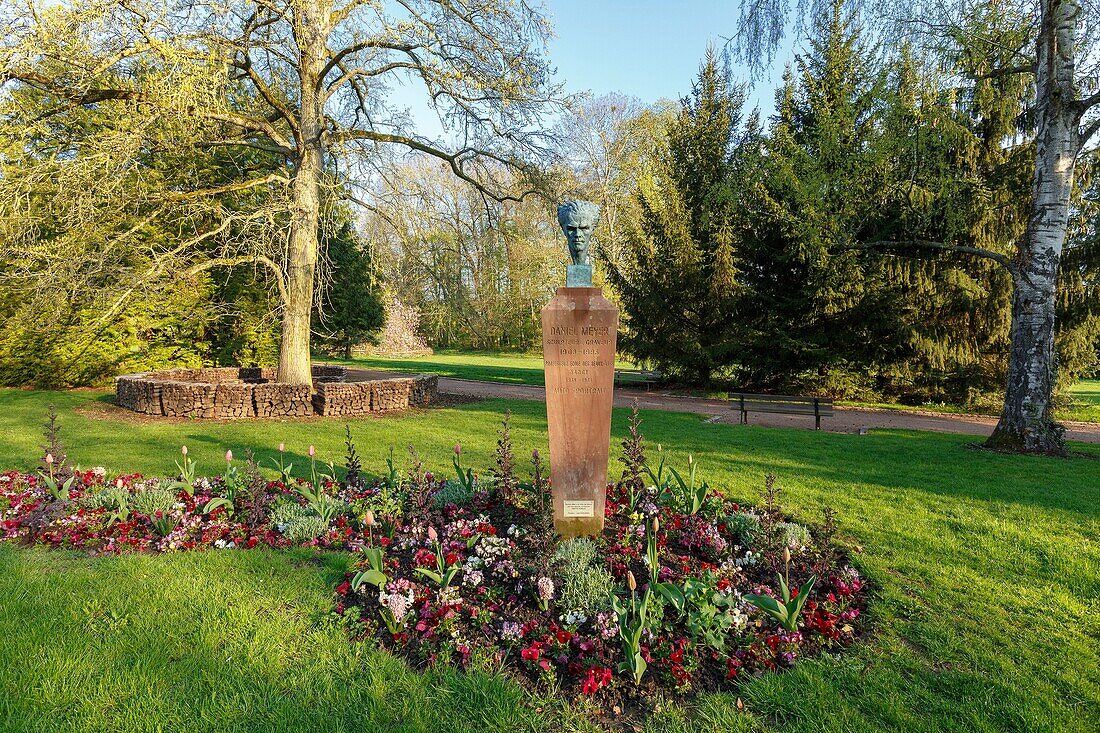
[115,366,437,419]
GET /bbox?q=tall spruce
[603,48,751,384]
[737,2,908,395]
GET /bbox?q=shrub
[432,480,473,508]
[282,515,329,543]
[553,538,612,619]
[269,500,310,529]
[130,487,178,517]
[77,486,128,512]
[776,521,812,549]
[553,537,598,567]
[724,510,761,544]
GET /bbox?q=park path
[429,376,1100,444]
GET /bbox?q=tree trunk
[986,0,1079,454]
[276,1,328,385]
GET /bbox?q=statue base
[542,286,618,538]
[566,264,593,287]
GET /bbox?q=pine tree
[736,1,907,395]
[314,211,385,359]
[603,48,752,384]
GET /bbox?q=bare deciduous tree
[2,0,564,384]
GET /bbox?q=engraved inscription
[563,500,595,518]
[544,321,614,397]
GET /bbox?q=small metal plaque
[563,500,595,518]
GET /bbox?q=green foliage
[553,539,613,618]
[351,547,389,593]
[724,510,761,545]
[745,573,818,633]
[281,515,330,543]
[611,585,651,685]
[451,447,476,494]
[603,47,750,384]
[413,537,462,589]
[680,573,743,654]
[775,521,812,550]
[130,487,179,517]
[151,514,180,537]
[432,480,474,509]
[269,501,311,530]
[645,450,709,514]
[38,472,75,502]
[313,213,385,359]
[343,426,363,489]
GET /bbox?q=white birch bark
[987,0,1080,453]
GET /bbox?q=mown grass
[325,349,640,387]
[329,350,1100,423]
[0,388,1098,732]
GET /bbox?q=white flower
[563,610,587,626]
[536,576,554,601]
[380,591,412,623]
[463,569,484,588]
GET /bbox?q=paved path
[433,377,1100,444]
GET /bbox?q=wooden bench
[614,368,663,391]
[729,392,834,430]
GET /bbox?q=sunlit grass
[327,349,1100,423]
[0,388,1098,732]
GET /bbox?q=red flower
[581,666,613,695]
[555,630,572,645]
[520,645,541,662]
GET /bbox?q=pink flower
[454,443,461,455]
[45,454,54,465]
[427,526,438,543]
[225,450,233,463]
[308,445,316,457]
[181,445,188,456]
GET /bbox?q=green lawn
[326,349,640,387]
[1,388,1098,732]
[330,350,1100,422]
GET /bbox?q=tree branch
[185,255,287,302]
[1078,90,1100,114]
[199,111,294,150]
[332,128,537,203]
[319,40,422,86]
[842,239,1019,278]
[155,173,290,202]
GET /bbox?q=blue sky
[388,1,794,140]
[546,0,790,112]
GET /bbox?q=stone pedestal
[542,287,619,538]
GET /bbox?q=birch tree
[733,0,1100,453]
[2,0,561,384]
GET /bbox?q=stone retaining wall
[115,366,437,419]
[312,375,438,416]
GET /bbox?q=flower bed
[1,415,866,715]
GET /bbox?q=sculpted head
[557,200,600,266]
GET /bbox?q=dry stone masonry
[115,366,437,419]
